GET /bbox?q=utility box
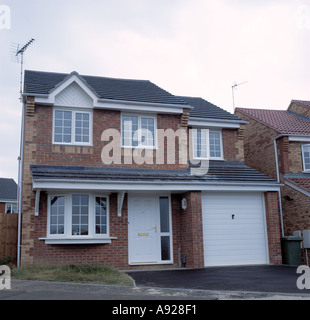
[281,236,303,266]
[303,230,310,249]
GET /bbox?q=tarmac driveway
[127,265,310,295]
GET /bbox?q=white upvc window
[47,193,109,240]
[5,203,17,214]
[53,109,92,146]
[122,114,157,148]
[302,144,310,171]
[192,129,223,160]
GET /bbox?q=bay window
[47,193,109,241]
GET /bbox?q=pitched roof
[31,161,277,185]
[236,107,310,135]
[24,70,242,122]
[0,178,17,201]
[178,96,243,122]
[24,70,189,106]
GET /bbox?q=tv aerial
[10,38,35,101]
[232,81,248,112]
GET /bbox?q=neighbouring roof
[178,96,243,122]
[291,100,310,109]
[285,173,310,196]
[236,107,310,135]
[24,70,242,122]
[0,178,17,202]
[31,161,277,185]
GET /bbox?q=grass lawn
[11,264,134,287]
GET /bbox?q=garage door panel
[202,192,269,267]
[205,228,266,235]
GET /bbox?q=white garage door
[202,192,269,267]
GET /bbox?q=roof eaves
[97,97,192,109]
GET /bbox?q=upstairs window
[122,114,156,148]
[53,109,92,146]
[192,129,223,160]
[302,145,310,171]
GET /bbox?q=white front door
[128,194,172,265]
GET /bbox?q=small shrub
[0,256,13,266]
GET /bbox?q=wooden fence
[0,213,18,264]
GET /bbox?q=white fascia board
[289,136,310,142]
[285,180,310,197]
[95,100,185,114]
[188,118,242,129]
[33,179,281,192]
[0,199,17,203]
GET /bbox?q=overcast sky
[0,0,310,181]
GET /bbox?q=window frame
[52,108,93,146]
[302,144,310,172]
[192,128,223,160]
[47,193,110,240]
[121,113,157,149]
[5,202,18,214]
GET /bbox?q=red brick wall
[0,202,5,214]
[264,192,282,264]
[282,185,310,235]
[178,191,204,269]
[33,104,189,170]
[235,111,279,180]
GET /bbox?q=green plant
[0,256,13,266]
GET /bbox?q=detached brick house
[236,100,310,240]
[19,70,282,269]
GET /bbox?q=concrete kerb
[2,279,310,300]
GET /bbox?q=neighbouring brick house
[0,178,17,214]
[19,70,282,269]
[236,100,310,247]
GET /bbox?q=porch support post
[35,189,41,217]
[117,192,125,217]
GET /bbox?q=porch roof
[31,161,279,190]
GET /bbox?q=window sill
[39,237,117,245]
[52,142,93,147]
[122,146,157,150]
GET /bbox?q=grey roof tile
[31,161,277,185]
[0,178,17,201]
[179,96,242,121]
[24,70,188,106]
